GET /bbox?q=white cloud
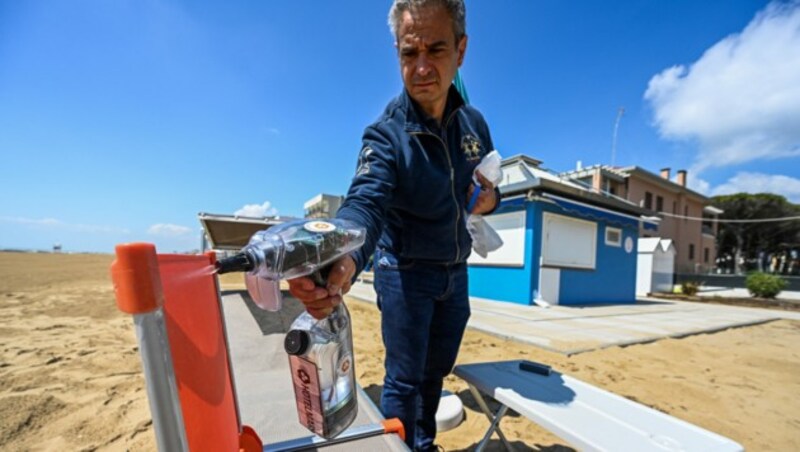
[235,201,278,218]
[711,172,800,203]
[645,2,800,173]
[148,223,193,237]
[0,216,130,234]
[686,175,711,196]
[0,216,62,226]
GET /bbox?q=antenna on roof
[611,106,625,167]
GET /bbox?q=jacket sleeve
[336,125,397,276]
[478,112,502,215]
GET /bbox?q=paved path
[697,286,800,302]
[348,282,798,355]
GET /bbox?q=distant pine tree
[712,193,800,273]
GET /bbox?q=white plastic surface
[475,150,503,186]
[467,150,504,257]
[454,360,743,452]
[435,391,464,432]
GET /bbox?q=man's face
[396,6,467,119]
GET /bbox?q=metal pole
[263,423,394,452]
[134,309,189,452]
[611,106,625,167]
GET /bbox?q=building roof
[303,193,344,209]
[562,164,710,201]
[560,164,627,182]
[615,166,709,201]
[498,155,655,218]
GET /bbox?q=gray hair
[388,0,466,42]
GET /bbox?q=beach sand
[1,252,799,451]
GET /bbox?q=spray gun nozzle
[215,252,254,274]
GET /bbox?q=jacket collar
[402,84,466,133]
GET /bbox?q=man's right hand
[468,170,498,215]
[287,255,356,319]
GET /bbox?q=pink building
[561,166,722,274]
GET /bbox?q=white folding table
[454,360,743,452]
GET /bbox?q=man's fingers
[472,187,498,215]
[289,285,326,299]
[307,307,333,320]
[302,295,342,310]
[327,256,355,296]
[288,276,315,291]
[475,170,494,189]
[288,276,328,302]
[289,257,352,318]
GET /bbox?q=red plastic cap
[382,418,405,441]
[110,243,164,314]
[238,425,263,452]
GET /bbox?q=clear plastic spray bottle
[215,218,365,439]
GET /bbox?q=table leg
[467,383,515,452]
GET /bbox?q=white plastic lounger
[454,360,743,452]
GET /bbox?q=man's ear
[457,34,467,66]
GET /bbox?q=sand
[1,252,799,451]
[0,252,152,451]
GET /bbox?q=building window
[605,227,622,247]
[656,196,664,212]
[704,247,709,263]
[684,205,689,222]
[644,192,653,210]
[673,201,677,214]
[689,244,695,260]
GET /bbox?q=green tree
[711,193,800,273]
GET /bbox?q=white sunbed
[454,360,743,452]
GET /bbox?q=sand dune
[1,252,798,451]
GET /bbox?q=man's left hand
[468,171,498,215]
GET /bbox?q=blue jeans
[373,249,471,451]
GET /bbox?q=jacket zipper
[409,109,462,263]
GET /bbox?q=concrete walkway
[347,282,800,355]
[696,286,800,302]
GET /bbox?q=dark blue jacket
[337,85,496,275]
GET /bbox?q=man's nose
[416,53,432,76]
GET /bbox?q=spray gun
[215,218,365,311]
[215,218,365,439]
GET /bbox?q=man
[288,0,498,449]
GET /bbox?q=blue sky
[1,0,798,253]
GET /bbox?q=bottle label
[289,355,325,437]
[337,353,352,376]
[304,220,336,233]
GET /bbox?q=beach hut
[636,238,676,296]
[467,155,659,306]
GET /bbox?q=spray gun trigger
[312,264,334,288]
[310,270,326,287]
